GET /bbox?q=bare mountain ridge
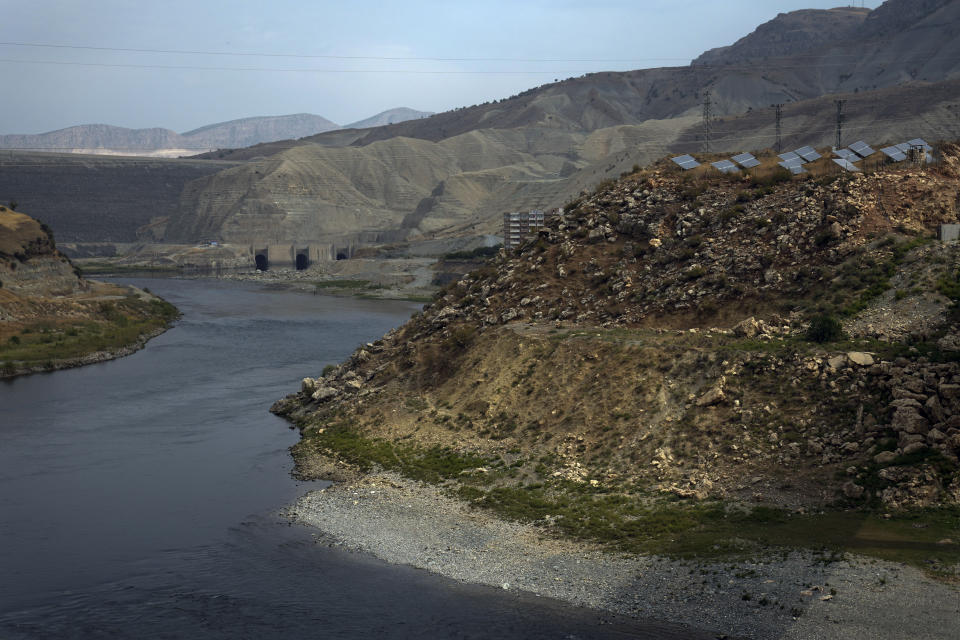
[0,109,430,156]
[166,1,960,249]
[345,107,434,130]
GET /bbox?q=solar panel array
[833,158,861,172]
[849,141,876,158]
[834,148,860,162]
[732,152,760,169]
[671,154,700,170]
[671,138,932,175]
[877,138,934,163]
[795,146,822,162]
[881,146,908,162]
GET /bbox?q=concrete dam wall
[0,152,237,242]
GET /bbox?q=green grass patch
[0,297,178,367]
[457,482,960,573]
[294,421,489,483]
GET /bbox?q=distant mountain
[0,124,189,156]
[344,108,434,130]
[181,113,340,148]
[166,0,960,250]
[7,0,960,251]
[0,109,435,157]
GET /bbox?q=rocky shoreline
[0,325,171,379]
[286,472,960,640]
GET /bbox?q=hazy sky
[2,1,883,134]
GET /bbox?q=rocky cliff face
[275,146,960,513]
[0,206,82,297]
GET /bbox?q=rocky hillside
[0,205,83,297]
[694,7,871,66]
[0,206,177,375]
[274,144,960,544]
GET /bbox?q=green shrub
[805,314,843,343]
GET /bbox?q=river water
[0,278,689,639]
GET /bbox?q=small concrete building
[939,224,960,243]
[503,210,546,249]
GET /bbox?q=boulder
[847,352,874,367]
[696,377,726,407]
[874,451,898,465]
[891,406,930,435]
[902,441,927,456]
[733,316,761,338]
[842,481,865,499]
[828,355,846,370]
[925,395,947,424]
[311,386,340,402]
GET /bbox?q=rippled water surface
[0,278,688,639]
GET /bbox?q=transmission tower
[774,103,784,153]
[835,99,847,149]
[702,92,713,153]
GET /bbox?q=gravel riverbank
[287,472,960,640]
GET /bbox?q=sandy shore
[286,472,960,640]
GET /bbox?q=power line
[0,58,596,75]
[0,40,902,64]
[0,41,691,63]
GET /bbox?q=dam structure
[251,244,355,271]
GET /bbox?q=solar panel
[833,158,861,172]
[833,148,860,162]
[671,155,700,170]
[778,151,803,163]
[795,146,822,162]
[778,161,807,174]
[907,138,933,151]
[849,141,876,158]
[732,152,761,169]
[711,159,739,174]
[881,146,907,162]
[779,156,805,168]
[894,142,912,153]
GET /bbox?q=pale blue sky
[1,1,883,134]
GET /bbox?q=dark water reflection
[0,278,697,639]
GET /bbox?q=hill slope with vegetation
[274,146,960,571]
[0,206,177,376]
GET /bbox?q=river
[0,278,679,639]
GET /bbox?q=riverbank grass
[294,420,960,578]
[0,295,178,372]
